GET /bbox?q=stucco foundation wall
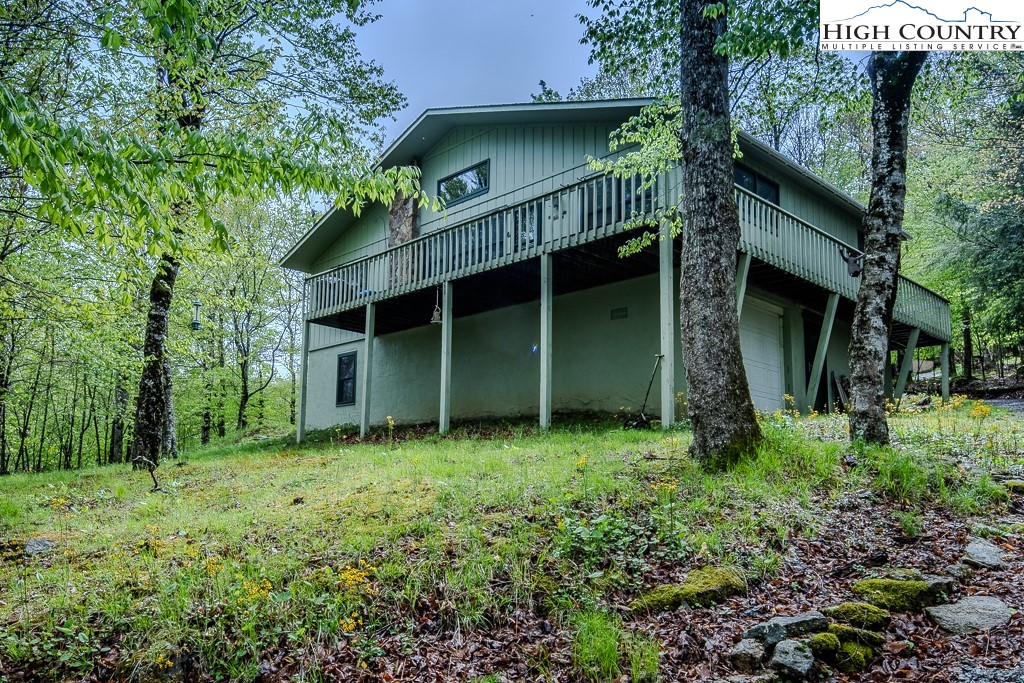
[304,274,689,429]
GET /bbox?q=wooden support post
[359,303,375,438]
[659,220,676,427]
[296,319,311,444]
[540,254,553,430]
[941,342,950,404]
[735,251,751,317]
[805,293,839,413]
[894,327,920,400]
[439,281,453,434]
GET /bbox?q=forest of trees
[3,0,1023,473]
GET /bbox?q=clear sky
[356,0,599,141]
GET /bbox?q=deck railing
[305,168,951,343]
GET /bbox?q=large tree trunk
[678,0,761,469]
[108,373,128,464]
[848,51,928,445]
[962,305,974,380]
[161,357,178,459]
[130,253,179,469]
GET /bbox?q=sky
[356,0,600,141]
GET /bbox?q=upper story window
[734,163,780,206]
[438,160,490,207]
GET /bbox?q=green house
[281,99,951,439]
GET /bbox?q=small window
[336,352,357,406]
[734,163,780,206]
[438,160,490,207]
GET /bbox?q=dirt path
[991,399,1024,414]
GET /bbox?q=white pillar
[359,303,375,438]
[659,220,676,427]
[439,281,453,433]
[540,254,553,430]
[941,342,950,403]
[806,293,839,413]
[297,319,311,444]
[735,251,751,317]
[894,327,920,400]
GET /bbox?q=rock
[945,563,974,581]
[807,632,840,661]
[679,566,746,607]
[964,538,1007,570]
[823,602,891,631]
[710,674,779,683]
[827,623,886,647]
[23,538,56,556]
[630,566,745,612]
[729,639,766,673]
[836,641,874,674]
[769,640,814,680]
[744,611,827,646]
[852,578,933,611]
[876,567,923,581]
[922,574,956,601]
[1005,481,1024,494]
[743,621,787,648]
[958,665,1024,682]
[925,596,1015,634]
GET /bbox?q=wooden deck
[304,167,952,344]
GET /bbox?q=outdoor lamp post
[191,300,202,331]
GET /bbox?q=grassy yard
[1,400,1022,682]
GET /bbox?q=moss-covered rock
[835,640,874,674]
[876,567,924,581]
[679,566,746,607]
[807,632,841,661]
[629,584,688,612]
[629,567,745,612]
[851,578,932,611]
[827,623,886,647]
[823,601,891,630]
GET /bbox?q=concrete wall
[301,274,841,430]
[304,274,690,429]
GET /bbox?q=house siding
[302,275,808,431]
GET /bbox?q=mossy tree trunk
[678,0,761,468]
[848,51,928,445]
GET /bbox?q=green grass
[0,402,1019,681]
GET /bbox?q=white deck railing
[305,169,951,343]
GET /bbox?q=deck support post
[735,251,751,317]
[297,318,311,444]
[894,327,920,401]
[940,342,950,403]
[806,293,839,413]
[359,303,375,439]
[439,281,453,434]
[659,220,676,427]
[540,254,553,430]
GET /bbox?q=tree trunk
[161,357,178,459]
[848,51,928,445]
[678,0,761,469]
[236,357,250,430]
[130,253,179,469]
[108,373,128,464]
[962,305,974,379]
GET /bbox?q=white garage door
[740,299,785,412]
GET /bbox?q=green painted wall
[304,274,690,429]
[302,275,813,430]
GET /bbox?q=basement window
[438,160,490,207]
[336,351,357,406]
[734,163,780,206]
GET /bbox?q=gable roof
[281,99,867,273]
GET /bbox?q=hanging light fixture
[430,287,442,324]
[191,300,202,331]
